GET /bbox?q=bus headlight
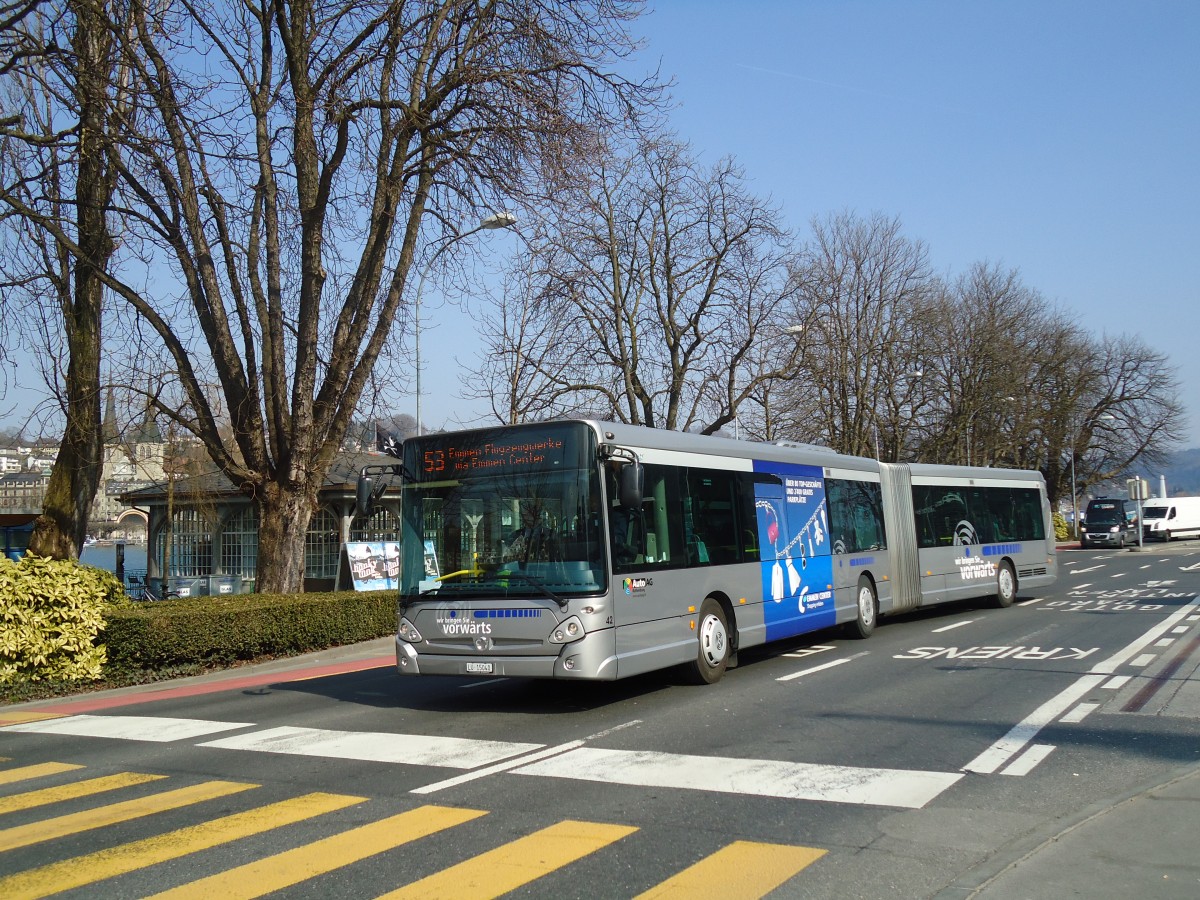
[548,616,585,645]
[398,617,423,643]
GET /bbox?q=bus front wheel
[687,598,730,685]
[995,560,1017,608]
[850,576,877,639]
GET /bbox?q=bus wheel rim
[699,614,727,667]
[858,586,875,627]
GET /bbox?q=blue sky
[4,1,1198,449]
[617,0,1199,443]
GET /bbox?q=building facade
[121,452,400,595]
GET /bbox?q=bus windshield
[398,424,607,600]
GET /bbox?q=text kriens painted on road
[894,646,1099,661]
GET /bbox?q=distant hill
[1135,448,1200,496]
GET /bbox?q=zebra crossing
[0,756,826,899]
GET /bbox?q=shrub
[103,589,395,676]
[1053,511,1070,542]
[0,554,128,683]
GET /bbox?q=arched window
[162,508,213,576]
[305,507,340,578]
[220,505,258,577]
[350,507,399,542]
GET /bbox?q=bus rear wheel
[849,576,877,639]
[995,560,1017,608]
[687,598,730,685]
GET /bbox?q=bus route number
[424,450,445,473]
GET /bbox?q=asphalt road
[3,543,1200,898]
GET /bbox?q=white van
[1141,497,1200,542]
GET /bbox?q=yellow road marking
[0,713,62,727]
[0,762,84,785]
[0,780,256,852]
[0,791,364,900]
[147,805,487,899]
[0,772,168,815]
[380,819,638,900]
[634,840,826,899]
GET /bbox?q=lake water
[81,543,148,575]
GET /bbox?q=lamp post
[965,396,1015,467]
[1069,412,1116,541]
[413,212,517,435]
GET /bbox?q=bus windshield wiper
[491,570,568,609]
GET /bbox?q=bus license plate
[466,662,493,674]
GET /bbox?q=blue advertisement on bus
[752,461,835,640]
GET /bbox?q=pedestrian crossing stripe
[4,714,961,809]
[379,819,639,900]
[0,780,257,853]
[0,762,84,785]
[144,805,487,900]
[0,766,827,899]
[0,713,62,728]
[0,791,365,900]
[634,840,828,899]
[0,771,167,815]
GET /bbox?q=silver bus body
[386,421,1057,682]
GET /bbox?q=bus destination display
[407,425,588,480]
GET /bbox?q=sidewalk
[939,764,1200,899]
[0,635,395,723]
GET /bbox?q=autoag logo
[435,608,492,636]
[623,577,652,595]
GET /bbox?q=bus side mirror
[619,462,644,510]
[356,475,375,518]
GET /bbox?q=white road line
[1172,625,1191,634]
[512,747,962,809]
[1131,653,1157,667]
[932,620,975,633]
[1103,675,1132,689]
[1017,598,1044,606]
[460,678,509,689]
[782,645,836,658]
[412,741,584,795]
[776,653,866,682]
[1091,599,1200,675]
[199,726,543,768]
[585,720,643,740]
[1059,702,1100,724]
[2,715,252,742]
[1155,638,1176,648]
[1000,744,1056,777]
[963,674,1106,774]
[964,597,1200,775]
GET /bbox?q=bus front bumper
[394,632,619,680]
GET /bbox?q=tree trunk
[28,1,113,560]
[254,483,317,595]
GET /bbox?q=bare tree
[477,135,799,434]
[0,0,126,558]
[5,0,660,591]
[779,211,936,457]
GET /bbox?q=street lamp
[413,212,517,434]
[1069,412,1116,541]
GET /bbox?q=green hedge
[0,554,127,683]
[103,589,396,676]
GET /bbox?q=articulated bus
[357,420,1057,684]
